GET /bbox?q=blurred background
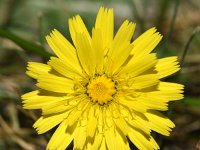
[0,0,200,149]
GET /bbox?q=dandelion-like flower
[22,7,184,150]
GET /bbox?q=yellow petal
[66,100,89,127]
[33,113,67,134]
[74,126,87,150]
[46,29,80,66]
[119,53,157,77]
[99,137,107,150]
[101,106,113,128]
[118,105,130,118]
[110,43,133,75]
[131,27,162,56]
[92,28,104,74]
[113,20,136,44]
[36,74,74,93]
[113,117,129,136]
[118,96,148,112]
[128,119,150,135]
[145,110,175,136]
[128,128,159,150]
[156,56,180,78]
[47,120,76,150]
[115,130,130,150]
[95,7,114,48]
[75,33,96,76]
[130,74,159,89]
[21,90,66,109]
[68,15,91,46]
[106,20,136,75]
[41,97,76,115]
[26,62,51,79]
[90,132,103,150]
[158,82,184,92]
[48,57,83,79]
[149,82,184,101]
[138,96,168,111]
[105,127,117,150]
[86,106,97,138]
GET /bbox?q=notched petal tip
[25,62,51,79]
[156,56,181,79]
[45,35,51,41]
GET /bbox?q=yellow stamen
[87,76,116,105]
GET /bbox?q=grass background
[0,0,200,149]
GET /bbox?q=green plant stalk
[161,0,180,53]
[180,26,200,66]
[127,0,145,33]
[0,28,51,59]
[156,0,170,30]
[167,0,180,40]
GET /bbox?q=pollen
[87,76,116,105]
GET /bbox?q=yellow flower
[21,7,184,150]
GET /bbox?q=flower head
[22,7,184,150]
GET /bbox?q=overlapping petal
[47,120,77,150]
[69,15,91,46]
[36,73,75,93]
[95,7,114,49]
[156,56,180,78]
[105,20,136,75]
[46,30,80,67]
[145,111,175,136]
[26,62,51,79]
[131,27,162,56]
[22,90,67,109]
[75,32,96,76]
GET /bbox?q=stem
[167,0,180,40]
[127,0,145,33]
[180,26,200,67]
[0,28,51,59]
[159,0,180,57]
[156,0,170,31]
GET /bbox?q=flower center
[87,76,116,105]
